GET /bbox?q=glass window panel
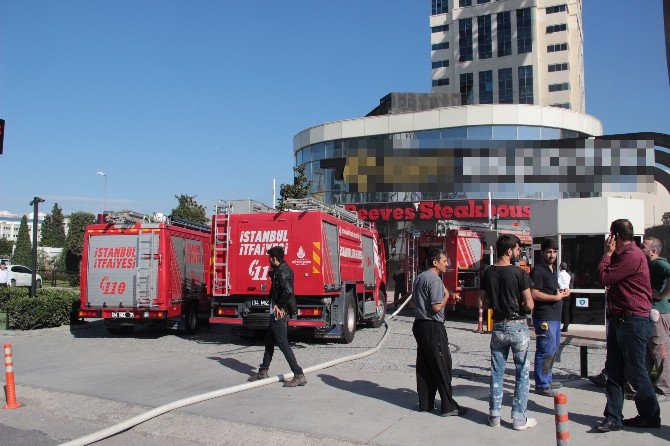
[492,125,517,139]
[518,126,541,139]
[541,127,561,140]
[468,126,493,140]
[497,11,512,57]
[441,127,467,139]
[296,149,303,165]
[325,141,334,159]
[310,143,325,161]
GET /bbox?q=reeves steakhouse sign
[343,200,531,223]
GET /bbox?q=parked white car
[8,265,42,288]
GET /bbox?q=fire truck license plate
[111,312,134,318]
[251,299,270,307]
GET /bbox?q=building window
[432,78,450,87]
[551,102,571,109]
[548,62,569,72]
[432,0,449,15]
[432,42,450,50]
[547,43,568,52]
[516,8,532,54]
[498,68,513,104]
[459,18,473,62]
[497,11,512,57]
[431,24,450,33]
[546,4,567,14]
[460,73,474,104]
[549,82,570,92]
[432,60,450,68]
[479,70,493,104]
[518,65,534,104]
[546,23,567,34]
[478,15,492,59]
[459,0,472,7]
[477,0,490,3]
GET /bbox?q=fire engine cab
[209,199,387,343]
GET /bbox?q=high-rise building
[430,0,585,112]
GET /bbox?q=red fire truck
[77,212,212,335]
[209,199,387,343]
[405,226,532,309]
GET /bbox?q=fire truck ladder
[282,198,372,229]
[406,231,418,294]
[213,202,232,296]
[136,233,157,308]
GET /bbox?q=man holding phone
[595,219,660,432]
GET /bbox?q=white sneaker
[513,417,537,431]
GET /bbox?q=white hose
[59,295,412,446]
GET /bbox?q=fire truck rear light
[142,311,166,318]
[298,308,322,317]
[217,307,237,316]
[78,310,98,318]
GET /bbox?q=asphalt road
[1,309,669,445]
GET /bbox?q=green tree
[63,212,96,274]
[662,212,670,226]
[40,203,66,247]
[11,215,32,266]
[171,194,208,224]
[0,239,14,258]
[278,164,314,210]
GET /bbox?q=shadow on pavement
[318,374,417,410]
[208,356,256,376]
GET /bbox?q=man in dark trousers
[642,236,670,401]
[412,248,467,417]
[531,239,570,396]
[393,267,407,308]
[595,219,660,432]
[479,234,536,430]
[247,246,306,387]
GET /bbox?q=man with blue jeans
[595,219,661,432]
[480,234,536,431]
[530,238,570,396]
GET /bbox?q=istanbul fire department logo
[297,246,306,259]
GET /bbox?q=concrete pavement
[0,312,668,445]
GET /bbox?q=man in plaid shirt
[594,219,661,432]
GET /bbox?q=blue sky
[1,0,668,217]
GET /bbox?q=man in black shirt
[480,234,536,431]
[530,239,570,396]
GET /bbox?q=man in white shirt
[0,261,11,291]
[558,262,572,332]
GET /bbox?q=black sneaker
[440,407,468,417]
[588,373,607,388]
[622,415,661,429]
[535,387,558,397]
[595,419,622,433]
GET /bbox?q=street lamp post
[29,196,45,297]
[96,171,107,213]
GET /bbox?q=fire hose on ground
[58,295,413,446]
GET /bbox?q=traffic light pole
[29,197,44,297]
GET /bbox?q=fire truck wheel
[368,290,386,328]
[106,326,134,335]
[184,307,198,334]
[341,293,357,344]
